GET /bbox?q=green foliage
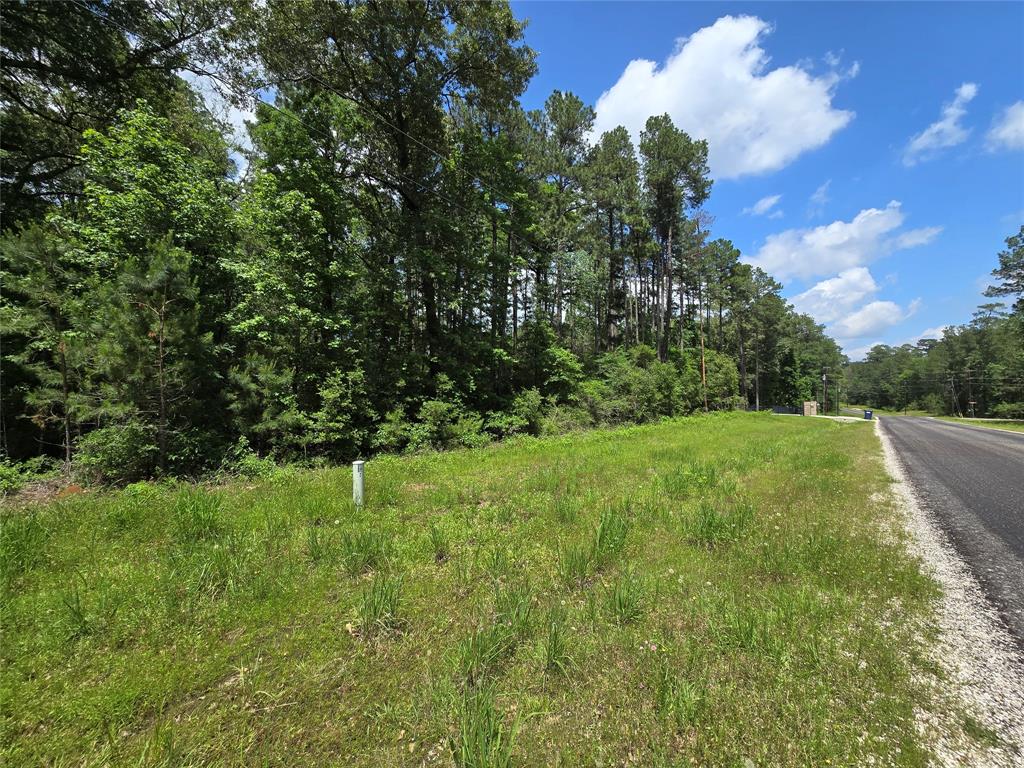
[4,0,863,487]
[74,422,159,486]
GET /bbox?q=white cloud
[748,201,940,282]
[792,267,878,323]
[986,101,1024,151]
[841,341,884,362]
[591,16,855,178]
[903,82,978,166]
[912,325,948,343]
[807,179,831,218]
[832,298,920,339]
[743,194,782,217]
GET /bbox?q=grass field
[1,412,961,766]
[933,416,1024,433]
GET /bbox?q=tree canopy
[2,0,867,482]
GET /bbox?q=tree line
[844,227,1024,418]
[1,0,845,484]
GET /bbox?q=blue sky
[512,1,1024,359]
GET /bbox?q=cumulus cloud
[792,267,878,323]
[903,82,978,166]
[748,201,941,282]
[832,298,921,339]
[986,101,1024,151]
[793,267,920,344]
[912,326,949,343]
[743,194,782,217]
[841,341,884,362]
[591,15,855,178]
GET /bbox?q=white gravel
[875,418,1024,766]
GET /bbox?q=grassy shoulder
[932,416,1024,433]
[2,412,953,766]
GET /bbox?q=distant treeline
[845,227,1024,418]
[4,1,853,483]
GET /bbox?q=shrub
[74,421,158,485]
[219,436,276,479]
[510,388,544,435]
[0,456,58,497]
[991,402,1024,419]
[372,408,415,453]
[540,404,592,436]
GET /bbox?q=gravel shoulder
[876,419,1024,766]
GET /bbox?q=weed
[339,528,391,576]
[543,606,570,675]
[592,505,629,564]
[450,685,517,768]
[686,499,753,547]
[605,568,645,624]
[660,460,718,499]
[429,521,450,562]
[359,572,403,636]
[485,545,511,580]
[306,523,333,564]
[62,580,92,640]
[107,482,159,531]
[654,661,703,729]
[493,580,532,638]
[558,541,593,585]
[173,488,223,544]
[458,623,518,686]
[552,493,581,524]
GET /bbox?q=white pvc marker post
[352,460,365,507]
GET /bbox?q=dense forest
[845,226,1024,418]
[3,0,894,486]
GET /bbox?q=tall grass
[339,528,391,576]
[450,685,517,768]
[358,572,403,636]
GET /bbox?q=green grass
[0,412,964,765]
[934,416,1024,433]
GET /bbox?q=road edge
[875,417,1024,765]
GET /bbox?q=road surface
[881,416,1024,647]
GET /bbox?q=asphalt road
[881,416,1024,647]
